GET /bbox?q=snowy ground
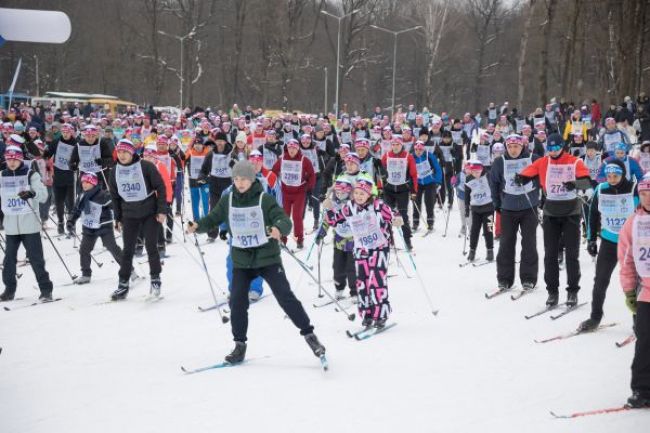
[1,199,649,433]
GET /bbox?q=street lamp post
[369,25,421,119]
[33,55,39,96]
[323,67,328,115]
[158,29,196,109]
[321,9,360,119]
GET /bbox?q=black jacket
[70,185,115,235]
[108,155,167,221]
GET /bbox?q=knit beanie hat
[232,160,256,182]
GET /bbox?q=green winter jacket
[195,180,292,269]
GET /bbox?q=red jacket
[271,148,315,195]
[519,150,590,194]
[381,150,418,193]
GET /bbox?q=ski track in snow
[1,204,649,433]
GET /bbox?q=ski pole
[25,201,78,281]
[164,224,229,299]
[462,229,468,255]
[442,205,451,237]
[280,243,355,321]
[70,231,104,267]
[523,189,543,225]
[317,241,324,298]
[192,233,229,324]
[397,227,439,316]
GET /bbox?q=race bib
[54,142,74,171]
[503,158,533,196]
[0,174,30,215]
[598,191,635,233]
[545,163,576,201]
[190,155,205,180]
[349,206,387,250]
[210,154,231,178]
[281,159,302,187]
[633,215,650,277]
[82,201,103,229]
[386,157,407,185]
[229,194,269,249]
[115,162,148,202]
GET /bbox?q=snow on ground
[1,202,649,433]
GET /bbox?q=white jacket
[1,166,48,235]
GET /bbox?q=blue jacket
[411,151,443,186]
[596,156,643,184]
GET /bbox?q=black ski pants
[469,210,494,251]
[589,239,618,321]
[53,184,75,224]
[230,263,314,342]
[632,302,650,395]
[79,230,122,277]
[384,189,412,243]
[543,214,581,294]
[2,233,53,296]
[413,183,436,228]
[120,216,161,281]
[333,248,356,295]
[496,208,538,287]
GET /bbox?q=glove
[393,215,404,228]
[587,240,598,257]
[563,181,576,191]
[322,198,334,210]
[513,174,527,186]
[318,193,326,202]
[410,193,417,201]
[94,158,103,166]
[625,290,637,314]
[18,190,36,200]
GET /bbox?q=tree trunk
[517,0,536,111]
[633,0,647,96]
[424,1,448,109]
[539,0,558,104]
[560,0,581,101]
[606,0,618,98]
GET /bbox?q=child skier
[315,178,357,301]
[0,145,54,302]
[68,172,124,284]
[185,138,211,220]
[323,173,397,328]
[464,159,495,262]
[187,160,325,364]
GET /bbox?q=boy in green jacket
[188,160,325,364]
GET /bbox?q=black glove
[513,174,528,186]
[18,190,36,200]
[587,240,598,257]
[94,158,103,166]
[563,181,576,191]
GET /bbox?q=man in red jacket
[272,138,315,249]
[381,137,418,251]
[515,133,592,308]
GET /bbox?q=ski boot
[335,289,346,300]
[38,292,53,302]
[522,282,536,291]
[248,291,261,303]
[0,291,15,302]
[57,222,65,235]
[626,391,650,408]
[135,244,144,257]
[219,231,228,241]
[467,249,476,262]
[577,317,600,333]
[405,239,414,252]
[111,280,130,301]
[566,291,578,308]
[74,275,91,285]
[304,333,326,357]
[296,240,304,250]
[361,315,373,328]
[497,280,511,290]
[150,276,161,298]
[486,249,494,261]
[225,341,247,364]
[546,292,559,307]
[374,317,387,329]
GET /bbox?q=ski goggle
[546,143,562,152]
[604,164,624,176]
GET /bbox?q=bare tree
[538,0,558,104]
[467,0,503,112]
[517,0,536,111]
[421,0,449,109]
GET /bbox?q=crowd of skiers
[1,92,650,406]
